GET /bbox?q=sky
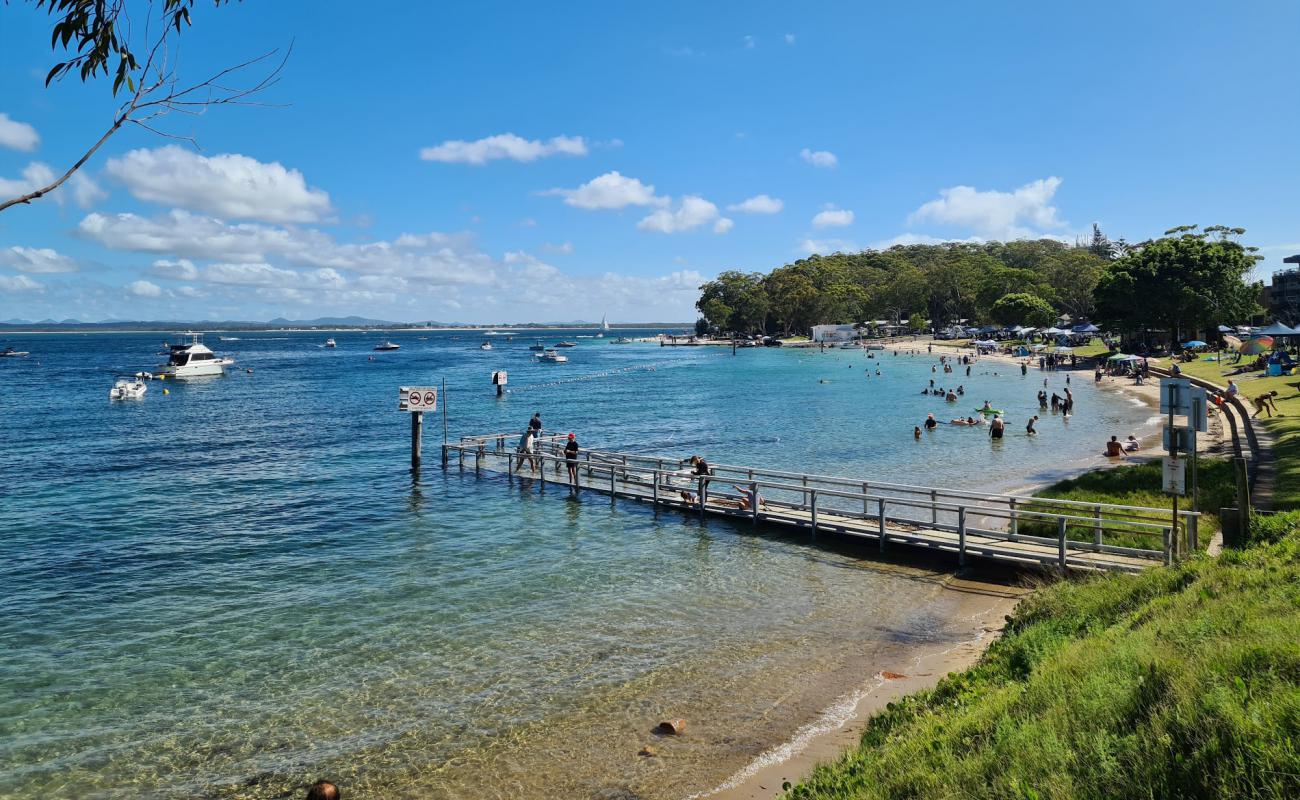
[1,1,1298,324]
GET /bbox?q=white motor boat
[611,337,633,344]
[325,338,337,348]
[374,340,401,351]
[535,349,568,363]
[0,346,29,357]
[158,333,234,377]
[109,377,148,400]
[480,341,493,350]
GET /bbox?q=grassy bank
[785,517,1300,799]
[784,453,1300,800]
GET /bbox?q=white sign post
[1162,455,1186,496]
[492,371,508,397]
[399,386,438,471]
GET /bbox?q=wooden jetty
[443,433,1198,574]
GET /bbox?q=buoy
[163,388,169,395]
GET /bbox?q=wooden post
[1058,517,1068,571]
[878,498,887,552]
[751,481,759,524]
[411,410,423,471]
[930,489,938,525]
[652,471,660,505]
[1163,526,1172,566]
[810,489,818,537]
[862,482,869,518]
[958,506,967,567]
[1009,497,1018,537]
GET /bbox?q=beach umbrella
[1239,336,1273,355]
[1223,334,1242,350]
[1107,352,1132,361]
[1183,340,1208,349]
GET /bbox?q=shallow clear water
[0,331,1156,798]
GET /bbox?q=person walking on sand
[989,414,1005,440]
[564,433,580,487]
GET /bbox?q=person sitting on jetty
[1105,436,1124,457]
[731,484,765,511]
[1124,435,1141,452]
[679,455,712,502]
[924,413,938,430]
[989,415,1005,439]
[1252,390,1281,418]
[306,781,340,800]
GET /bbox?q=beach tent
[1255,322,1298,336]
[972,339,999,347]
[1107,352,1133,361]
[1072,323,1101,333]
[1042,327,1066,335]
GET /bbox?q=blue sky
[1,1,1297,323]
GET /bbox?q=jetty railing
[442,435,1198,571]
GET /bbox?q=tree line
[697,225,1263,346]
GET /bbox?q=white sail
[601,313,610,331]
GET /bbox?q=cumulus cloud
[0,113,39,152]
[419,133,587,164]
[798,237,859,255]
[128,280,162,297]
[812,205,854,228]
[151,258,200,280]
[0,162,103,208]
[637,195,730,234]
[800,148,837,168]
[0,274,43,292]
[908,177,1064,239]
[1,246,78,273]
[104,146,333,223]
[542,171,667,210]
[728,194,783,214]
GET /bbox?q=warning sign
[399,385,437,412]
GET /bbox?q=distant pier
[444,433,1196,573]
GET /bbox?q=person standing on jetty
[680,455,712,502]
[517,428,538,472]
[529,412,543,436]
[564,433,580,487]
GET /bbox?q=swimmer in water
[1026,415,1038,435]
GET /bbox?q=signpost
[492,370,508,397]
[399,385,438,471]
[1160,377,1206,556]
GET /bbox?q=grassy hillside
[785,511,1300,799]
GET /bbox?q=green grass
[784,517,1300,800]
[1017,459,1235,551]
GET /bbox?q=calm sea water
[0,330,1156,799]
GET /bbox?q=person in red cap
[564,432,580,487]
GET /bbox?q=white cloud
[128,280,162,297]
[104,146,333,223]
[812,206,854,228]
[870,233,986,249]
[0,274,43,292]
[174,285,205,298]
[543,171,667,210]
[908,177,1064,239]
[419,133,587,165]
[150,258,200,280]
[1,246,78,273]
[638,195,730,234]
[728,194,783,214]
[519,217,538,228]
[798,237,859,255]
[542,241,574,254]
[784,33,796,44]
[800,148,837,168]
[0,113,39,152]
[0,161,101,208]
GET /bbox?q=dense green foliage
[698,225,1262,339]
[785,516,1300,800]
[1095,226,1263,344]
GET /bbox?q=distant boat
[601,313,610,332]
[158,333,235,377]
[535,349,568,363]
[611,337,633,344]
[554,341,577,348]
[480,341,493,350]
[374,340,401,351]
[325,338,337,348]
[529,339,546,352]
[219,336,241,341]
[0,346,29,358]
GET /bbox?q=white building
[810,324,858,343]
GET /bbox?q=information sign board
[399,386,438,412]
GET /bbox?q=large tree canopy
[990,293,1057,328]
[1094,226,1262,343]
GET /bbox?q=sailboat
[597,313,609,338]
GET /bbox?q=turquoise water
[0,331,1156,798]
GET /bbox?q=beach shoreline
[697,336,1230,800]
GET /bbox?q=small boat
[528,339,546,352]
[325,338,337,348]
[866,344,885,351]
[0,346,30,358]
[109,377,148,400]
[554,341,577,348]
[600,313,611,332]
[480,341,493,350]
[374,340,401,351]
[158,333,235,377]
[535,349,568,363]
[219,336,241,342]
[611,337,633,344]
